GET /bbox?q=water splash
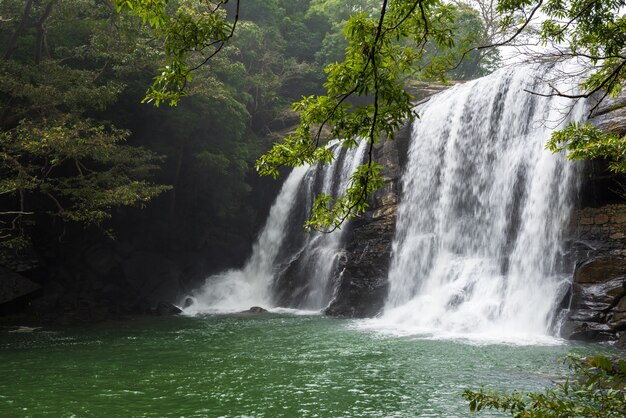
[188,141,367,313]
[368,64,586,342]
[273,140,368,310]
[185,165,308,313]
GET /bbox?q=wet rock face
[0,267,41,312]
[589,93,626,136]
[560,258,626,343]
[559,92,626,348]
[323,212,395,318]
[325,122,411,318]
[561,206,626,347]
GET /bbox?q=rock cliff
[560,205,626,346]
[559,93,626,347]
[325,122,411,317]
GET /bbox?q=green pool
[0,314,611,417]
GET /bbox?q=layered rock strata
[561,205,626,347]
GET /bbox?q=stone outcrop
[240,306,268,314]
[589,93,626,135]
[560,92,626,348]
[561,205,626,346]
[0,266,41,312]
[155,301,183,316]
[325,122,411,318]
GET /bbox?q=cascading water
[273,140,369,309]
[187,141,367,313]
[184,165,308,313]
[369,65,586,343]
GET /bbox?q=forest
[0,0,494,306]
[1,0,625,417]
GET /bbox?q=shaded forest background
[0,0,493,317]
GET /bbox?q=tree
[496,0,626,190]
[114,0,242,106]
[118,0,625,231]
[464,355,626,417]
[0,0,170,248]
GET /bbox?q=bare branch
[450,0,545,72]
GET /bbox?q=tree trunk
[34,1,58,65]
[3,0,34,61]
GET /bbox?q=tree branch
[450,0,545,71]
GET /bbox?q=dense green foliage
[120,0,625,231]
[548,122,626,174]
[0,2,487,284]
[0,0,327,257]
[5,0,621,252]
[0,0,170,248]
[117,0,496,231]
[464,355,626,417]
[0,0,495,255]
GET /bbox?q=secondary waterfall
[187,141,368,313]
[372,65,586,342]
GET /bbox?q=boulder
[561,257,626,345]
[155,301,183,316]
[574,258,626,284]
[240,306,268,314]
[0,266,41,312]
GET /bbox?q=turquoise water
[0,314,610,417]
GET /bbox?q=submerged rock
[8,326,42,333]
[155,302,183,316]
[240,306,268,314]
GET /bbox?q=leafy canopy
[116,0,493,231]
[116,0,626,231]
[464,354,626,417]
[0,0,171,248]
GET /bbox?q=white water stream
[365,65,586,343]
[189,64,587,345]
[185,165,308,313]
[187,141,367,313]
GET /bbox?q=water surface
[0,314,609,417]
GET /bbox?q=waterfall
[273,140,369,310]
[371,65,586,342]
[187,140,368,313]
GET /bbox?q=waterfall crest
[188,141,367,313]
[370,65,586,342]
